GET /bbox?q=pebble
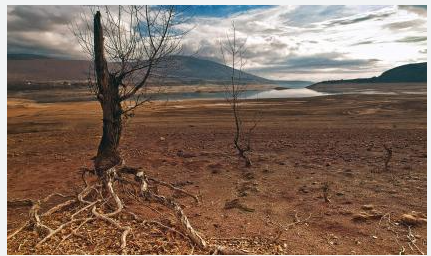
[361,204,374,210]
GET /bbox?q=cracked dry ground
[7,93,426,254]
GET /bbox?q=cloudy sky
[7,5,427,81]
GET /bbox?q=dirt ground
[7,92,427,254]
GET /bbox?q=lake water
[10,86,422,103]
[156,88,422,101]
[155,88,331,101]
[250,88,331,99]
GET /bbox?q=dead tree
[220,21,259,168]
[73,6,186,172]
[7,6,244,254]
[322,182,331,203]
[383,144,393,172]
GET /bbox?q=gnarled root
[133,170,207,248]
[7,165,244,254]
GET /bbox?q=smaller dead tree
[322,182,331,203]
[383,144,393,172]
[220,21,259,168]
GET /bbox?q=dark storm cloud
[7,6,88,58]
[395,36,427,43]
[325,11,394,26]
[280,5,387,27]
[383,19,426,30]
[7,34,71,58]
[247,53,380,74]
[350,40,376,46]
[398,5,427,16]
[8,5,79,32]
[281,5,347,27]
[243,38,296,64]
[280,53,379,69]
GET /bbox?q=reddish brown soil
[7,93,427,254]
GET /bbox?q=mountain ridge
[7,54,313,87]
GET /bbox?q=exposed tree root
[7,220,29,240]
[7,165,246,254]
[376,212,426,255]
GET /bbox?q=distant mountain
[161,55,271,84]
[7,53,53,60]
[8,58,91,82]
[7,54,310,87]
[308,62,427,89]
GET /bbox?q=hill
[7,54,311,87]
[7,59,91,82]
[163,56,271,84]
[308,62,427,90]
[378,62,427,83]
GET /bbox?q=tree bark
[93,11,123,173]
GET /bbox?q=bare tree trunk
[93,11,123,173]
[233,110,251,168]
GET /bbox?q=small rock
[400,212,427,226]
[299,186,309,194]
[224,199,255,212]
[243,172,255,180]
[352,211,383,222]
[159,136,165,141]
[177,150,196,158]
[361,204,374,210]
